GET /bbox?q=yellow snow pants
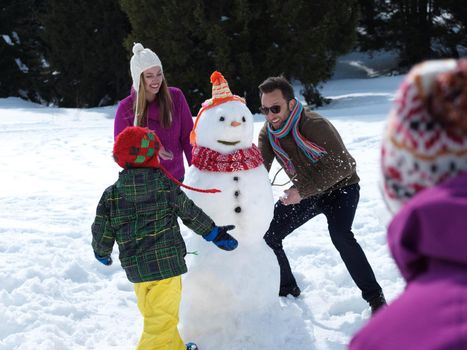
[134,276,185,350]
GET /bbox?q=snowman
[184,72,275,242]
[180,72,284,349]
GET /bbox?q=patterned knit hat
[190,71,246,145]
[113,126,161,169]
[113,126,220,193]
[381,59,467,213]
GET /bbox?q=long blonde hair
[134,75,173,128]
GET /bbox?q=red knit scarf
[192,145,264,172]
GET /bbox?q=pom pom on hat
[130,42,163,92]
[428,59,467,134]
[132,43,144,55]
[113,126,161,169]
[190,71,246,145]
[205,71,245,106]
[381,59,467,213]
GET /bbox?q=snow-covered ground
[0,54,407,350]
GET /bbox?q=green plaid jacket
[91,168,214,283]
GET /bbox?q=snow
[14,58,28,73]
[331,51,400,79]
[0,56,407,349]
[2,35,13,46]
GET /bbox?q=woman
[349,59,467,349]
[114,43,194,180]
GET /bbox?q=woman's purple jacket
[349,172,467,349]
[114,87,193,180]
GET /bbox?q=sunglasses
[259,105,282,115]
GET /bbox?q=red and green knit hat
[113,126,220,193]
[113,126,161,169]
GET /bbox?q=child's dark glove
[203,225,238,251]
[94,252,112,266]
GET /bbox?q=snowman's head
[191,71,255,154]
[195,100,254,154]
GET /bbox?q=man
[257,76,386,314]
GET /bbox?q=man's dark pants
[263,183,382,302]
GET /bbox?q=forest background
[1,0,466,111]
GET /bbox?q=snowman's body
[180,99,283,348]
[184,163,273,243]
[183,100,275,243]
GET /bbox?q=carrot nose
[231,121,241,127]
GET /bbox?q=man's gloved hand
[203,225,238,251]
[94,252,113,266]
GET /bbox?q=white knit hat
[130,43,163,92]
[381,59,467,213]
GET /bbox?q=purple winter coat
[114,87,194,180]
[349,172,467,350]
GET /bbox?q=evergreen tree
[120,0,210,111]
[42,0,130,107]
[0,0,48,100]
[434,0,467,58]
[20,0,56,103]
[357,0,467,67]
[120,0,359,111]
[0,2,22,97]
[266,0,358,107]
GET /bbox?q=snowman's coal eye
[242,116,246,122]
[219,116,225,122]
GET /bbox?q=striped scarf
[267,98,327,174]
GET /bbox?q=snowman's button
[233,176,239,181]
[234,190,240,197]
[234,206,241,213]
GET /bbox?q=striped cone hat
[211,71,234,101]
[190,71,246,145]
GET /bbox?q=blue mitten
[203,225,238,251]
[94,252,112,266]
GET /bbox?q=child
[91,126,238,350]
[349,59,467,349]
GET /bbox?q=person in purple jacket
[114,43,194,180]
[349,58,467,349]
